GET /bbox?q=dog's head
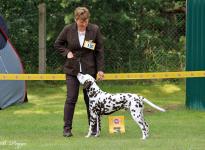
[77,73,95,89]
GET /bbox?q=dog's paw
[141,137,147,140]
[94,134,100,137]
[141,135,149,140]
[85,134,91,138]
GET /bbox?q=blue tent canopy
[0,15,8,49]
[0,15,27,109]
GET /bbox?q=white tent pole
[0,54,8,73]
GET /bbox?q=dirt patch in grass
[144,104,184,114]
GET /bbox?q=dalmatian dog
[77,73,165,140]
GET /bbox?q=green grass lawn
[0,80,205,150]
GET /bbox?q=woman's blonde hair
[74,7,90,21]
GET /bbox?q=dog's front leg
[86,112,97,138]
[85,125,92,138]
[95,115,100,137]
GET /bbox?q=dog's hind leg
[130,109,149,140]
[98,115,101,132]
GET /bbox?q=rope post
[186,0,205,110]
[38,3,46,73]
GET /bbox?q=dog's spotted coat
[77,73,165,139]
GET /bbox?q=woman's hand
[67,51,74,59]
[97,71,104,80]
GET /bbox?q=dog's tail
[142,98,166,112]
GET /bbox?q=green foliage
[0,0,186,73]
[0,0,39,72]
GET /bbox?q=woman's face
[76,19,89,31]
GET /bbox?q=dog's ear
[83,80,92,89]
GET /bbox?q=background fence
[0,0,186,74]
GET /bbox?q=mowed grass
[0,80,205,150]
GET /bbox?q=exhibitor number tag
[83,40,96,50]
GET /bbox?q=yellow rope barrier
[104,71,205,80]
[0,71,205,80]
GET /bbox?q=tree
[0,0,186,73]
